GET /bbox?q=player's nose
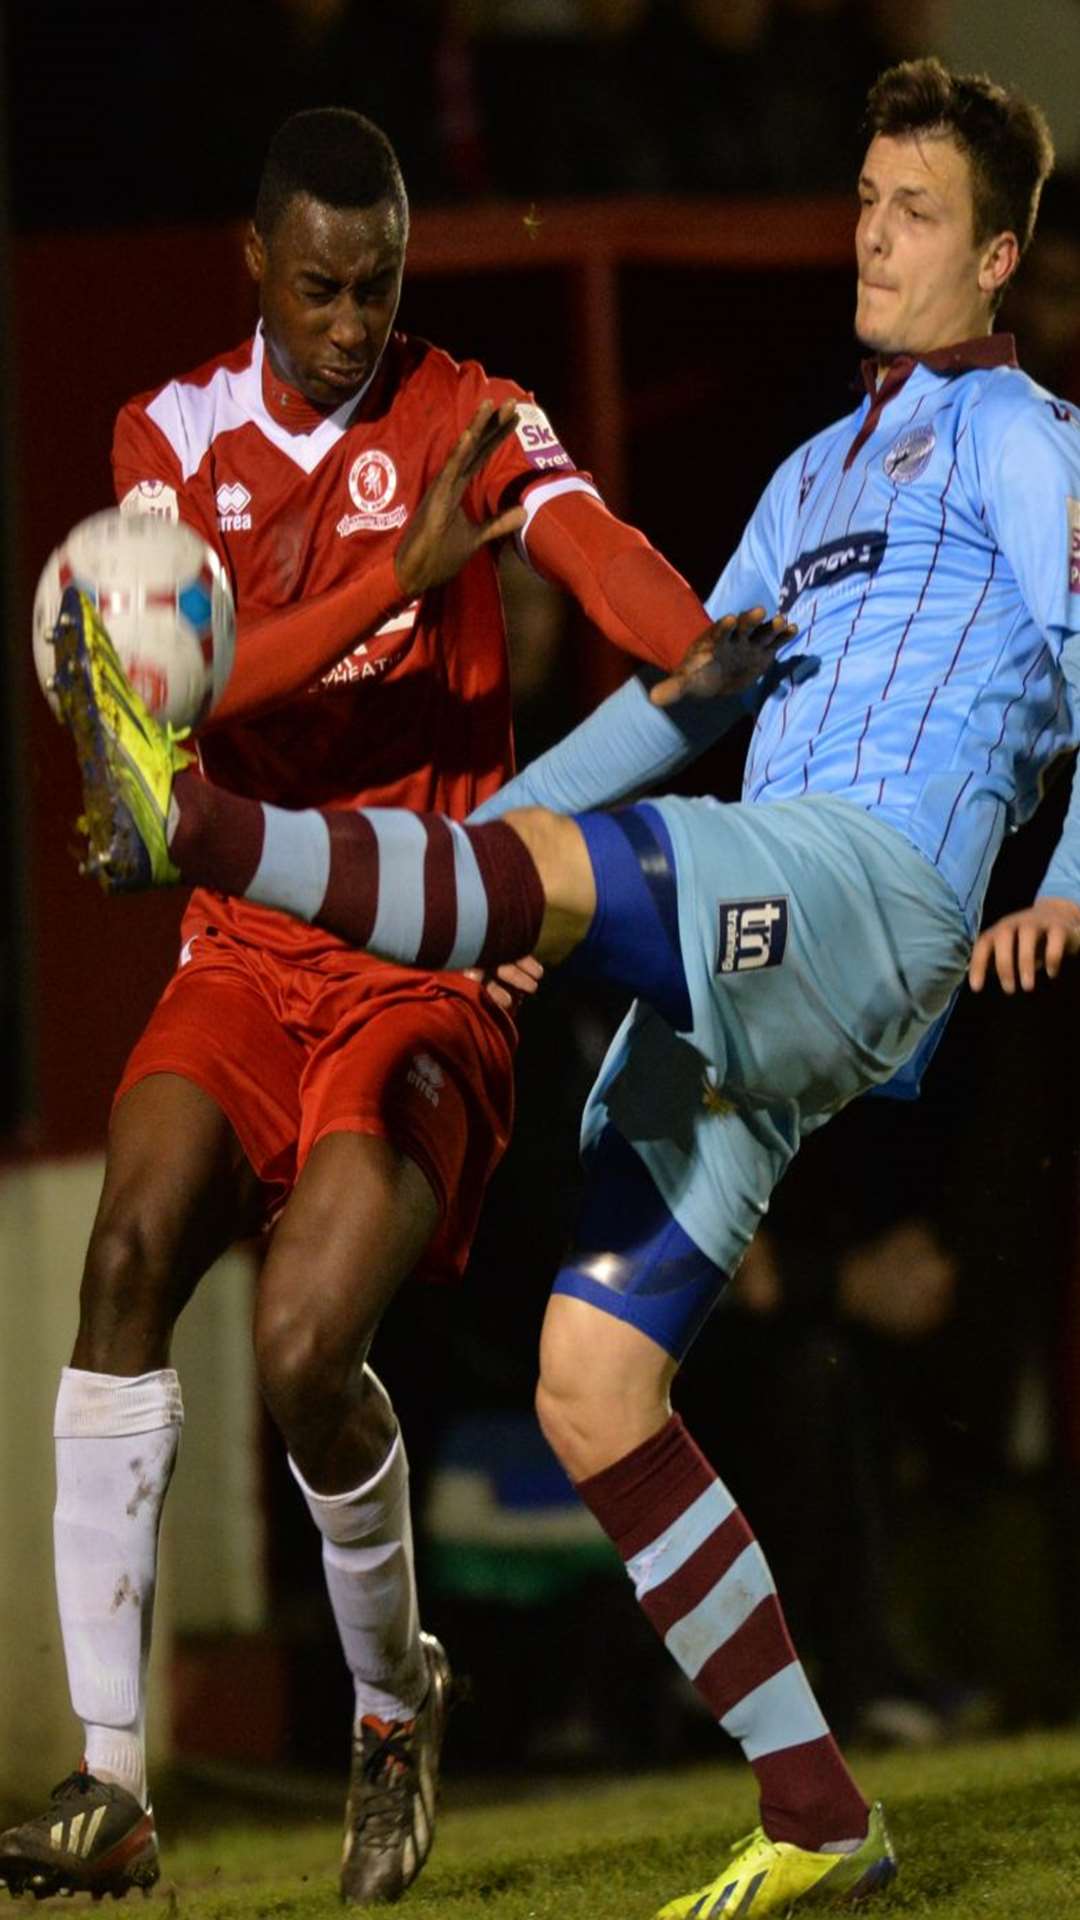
[327,297,368,354]
[859,205,887,255]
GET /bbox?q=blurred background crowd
[9,0,1080,227]
[3,0,1080,1800]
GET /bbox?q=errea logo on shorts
[716,898,789,974]
[407,1053,444,1105]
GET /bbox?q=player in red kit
[0,109,721,1905]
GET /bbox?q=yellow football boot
[656,1802,896,1917]
[49,585,193,890]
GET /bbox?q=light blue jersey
[707,339,1080,931]
[472,340,1080,1308]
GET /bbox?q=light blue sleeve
[979,385,1080,654]
[467,673,750,824]
[1037,639,1080,903]
[977,386,1080,904]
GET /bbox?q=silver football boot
[340,1632,452,1904]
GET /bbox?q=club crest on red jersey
[338,450,408,536]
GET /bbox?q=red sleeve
[451,363,590,522]
[524,488,707,672]
[207,560,408,727]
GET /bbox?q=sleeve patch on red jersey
[514,404,574,473]
[1069,497,1080,594]
[119,480,180,521]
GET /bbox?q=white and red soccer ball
[33,509,235,729]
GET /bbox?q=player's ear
[978,228,1019,301]
[244,222,266,287]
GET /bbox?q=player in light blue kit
[49,56,1080,1919]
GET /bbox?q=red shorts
[115,927,516,1282]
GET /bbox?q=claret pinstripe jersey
[706,336,1080,930]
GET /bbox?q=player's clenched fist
[968,896,1080,994]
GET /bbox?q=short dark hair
[254,107,408,241]
[866,57,1055,256]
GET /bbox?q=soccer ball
[33,509,235,729]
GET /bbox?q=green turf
[28,1730,1080,1919]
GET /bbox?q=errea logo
[407,1054,444,1105]
[716,898,788,974]
[216,481,252,531]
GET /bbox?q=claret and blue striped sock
[577,1414,869,1853]
[168,770,545,967]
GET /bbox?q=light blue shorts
[579,793,970,1275]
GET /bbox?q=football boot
[340,1632,453,1904]
[0,1769,160,1900]
[50,583,192,891]
[656,1801,896,1917]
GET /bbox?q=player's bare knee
[505,807,596,961]
[254,1298,360,1442]
[76,1201,180,1361]
[534,1376,603,1480]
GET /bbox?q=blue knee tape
[553,1124,727,1360]
[568,804,692,1030]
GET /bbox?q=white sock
[290,1370,426,1724]
[53,1367,184,1807]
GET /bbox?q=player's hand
[968,896,1080,994]
[465,954,544,1013]
[648,607,802,708]
[394,400,527,597]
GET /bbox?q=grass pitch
[39,1730,1080,1919]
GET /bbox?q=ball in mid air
[33,508,234,729]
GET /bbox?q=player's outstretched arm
[968,897,1080,993]
[469,608,809,828]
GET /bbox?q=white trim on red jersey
[517,473,601,567]
[145,328,375,481]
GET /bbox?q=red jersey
[112,327,598,964]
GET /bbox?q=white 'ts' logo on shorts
[716,898,789,973]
